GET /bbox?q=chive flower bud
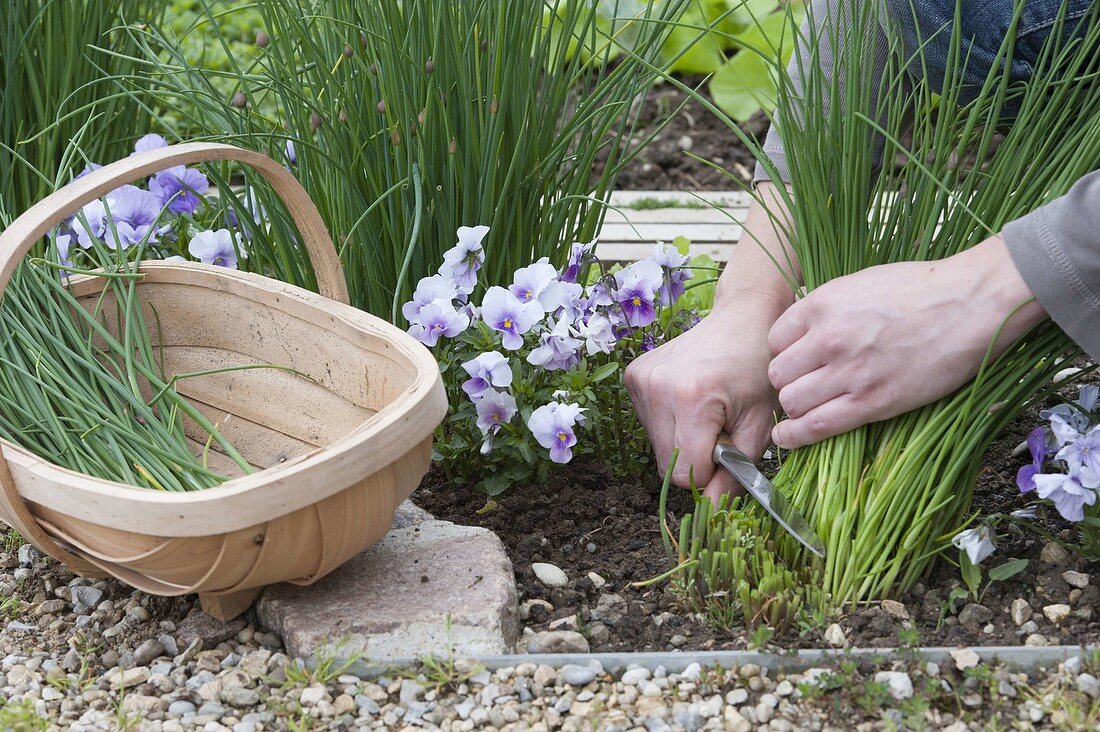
[310,111,323,130]
[255,31,270,48]
[231,91,247,109]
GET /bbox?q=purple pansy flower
[406,299,470,347]
[133,134,168,153]
[650,243,692,305]
[439,225,489,295]
[952,526,996,564]
[509,257,557,304]
[1016,427,1047,494]
[403,275,458,324]
[481,286,543,350]
[527,401,586,464]
[1034,467,1099,522]
[462,351,513,398]
[73,186,165,249]
[613,259,662,328]
[475,389,518,454]
[149,165,210,216]
[527,317,582,372]
[561,241,595,284]
[188,229,240,268]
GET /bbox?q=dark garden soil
[415,386,1100,654]
[600,76,769,191]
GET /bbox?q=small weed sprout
[647,451,831,636]
[281,638,361,689]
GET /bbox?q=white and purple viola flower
[612,259,663,328]
[481,286,544,350]
[439,225,489,295]
[952,525,996,565]
[527,401,585,464]
[462,351,513,398]
[73,185,166,250]
[407,300,470,347]
[1034,467,1099,522]
[149,165,210,216]
[403,275,459,324]
[651,243,693,305]
[509,257,558,305]
[475,389,518,454]
[527,316,582,372]
[188,229,240,268]
[133,133,168,154]
[579,312,617,355]
[1017,385,1100,523]
[561,241,595,284]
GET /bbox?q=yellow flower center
[524,289,533,299]
[557,431,567,442]
[631,296,642,307]
[503,318,513,329]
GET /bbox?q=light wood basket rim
[1,261,447,537]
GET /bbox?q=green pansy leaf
[590,362,620,382]
[988,558,1029,582]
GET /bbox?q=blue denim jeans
[884,0,1097,103]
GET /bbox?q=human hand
[625,306,781,500]
[766,235,1048,449]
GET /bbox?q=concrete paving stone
[258,519,519,666]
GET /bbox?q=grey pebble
[222,686,260,707]
[70,586,103,614]
[560,663,597,686]
[168,700,196,716]
[133,639,165,666]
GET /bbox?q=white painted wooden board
[598,190,750,263]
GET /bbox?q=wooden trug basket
[0,143,447,620]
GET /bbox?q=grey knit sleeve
[753,0,891,184]
[1004,170,1100,360]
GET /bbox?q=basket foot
[199,587,262,622]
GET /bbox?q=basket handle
[0,141,350,304]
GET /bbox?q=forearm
[713,182,801,319]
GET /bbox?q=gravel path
[3,536,1099,730]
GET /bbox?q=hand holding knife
[712,435,826,558]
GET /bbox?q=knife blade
[712,438,826,558]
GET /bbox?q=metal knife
[712,437,827,558]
